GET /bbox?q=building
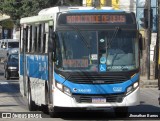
[82,0,136,12]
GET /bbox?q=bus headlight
[127,86,132,92]
[133,82,139,88]
[56,82,71,96]
[8,67,17,69]
[64,86,71,96]
[126,82,139,95]
[56,82,63,91]
[126,86,133,95]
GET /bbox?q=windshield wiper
[106,27,120,48]
[106,27,120,68]
[69,25,90,49]
[69,25,94,65]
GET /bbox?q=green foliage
[0,20,14,29]
[0,0,82,27]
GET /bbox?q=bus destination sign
[66,14,126,24]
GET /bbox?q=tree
[0,0,82,27]
[0,0,57,27]
[0,0,21,26]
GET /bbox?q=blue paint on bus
[20,54,48,80]
[20,54,139,95]
[54,72,139,94]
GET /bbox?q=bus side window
[29,26,32,52]
[26,26,30,52]
[25,26,29,52]
[45,23,49,53]
[20,27,23,52]
[37,24,41,53]
[41,23,45,53]
[23,27,27,53]
[42,23,46,53]
[43,34,46,53]
[34,26,37,52]
[31,25,35,53]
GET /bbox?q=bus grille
[73,94,124,103]
[68,74,129,84]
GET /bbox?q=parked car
[4,53,19,80]
[0,39,19,62]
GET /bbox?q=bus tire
[41,86,49,114]
[28,84,37,111]
[49,107,58,118]
[47,89,58,117]
[114,107,128,117]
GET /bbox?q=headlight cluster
[8,67,17,69]
[55,82,71,96]
[126,81,139,95]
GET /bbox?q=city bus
[19,6,141,117]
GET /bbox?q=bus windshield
[55,30,139,72]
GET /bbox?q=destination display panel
[58,13,135,25]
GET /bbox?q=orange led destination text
[66,15,126,24]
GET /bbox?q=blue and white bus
[19,6,141,117]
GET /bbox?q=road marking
[0,82,9,85]
[0,80,19,85]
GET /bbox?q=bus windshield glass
[55,30,139,72]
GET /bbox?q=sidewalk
[140,76,158,88]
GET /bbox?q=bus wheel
[28,85,37,111]
[49,107,58,118]
[114,107,128,117]
[41,87,49,114]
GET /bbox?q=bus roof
[20,6,129,24]
[20,15,54,24]
[38,6,95,15]
[38,6,125,15]
[69,9,124,13]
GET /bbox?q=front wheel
[43,86,58,117]
[28,85,37,111]
[49,107,58,118]
[114,107,128,117]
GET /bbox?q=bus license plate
[92,98,106,103]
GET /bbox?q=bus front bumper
[53,87,140,108]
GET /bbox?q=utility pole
[146,0,152,80]
[60,0,64,5]
[155,0,159,79]
[158,0,160,90]
[158,0,160,106]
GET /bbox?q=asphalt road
[0,63,159,120]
